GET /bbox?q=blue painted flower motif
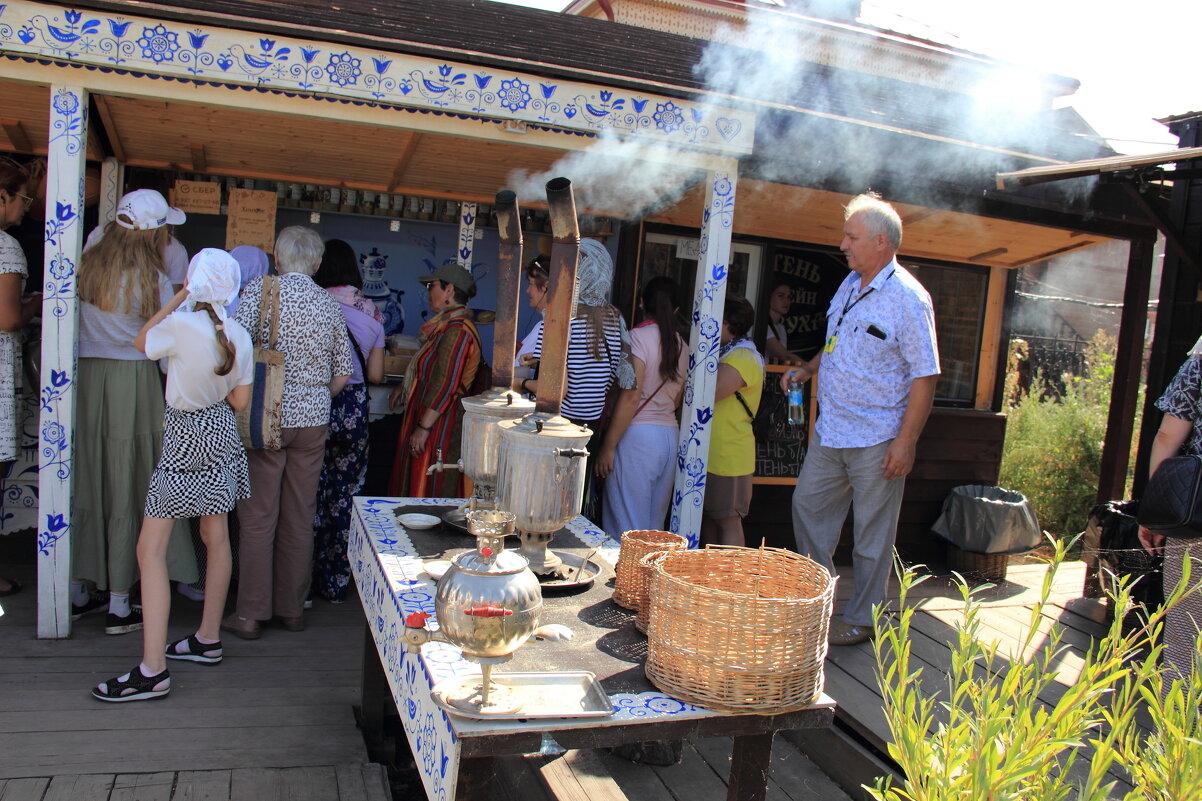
[108,19,132,38]
[653,101,684,133]
[498,78,531,112]
[51,90,79,117]
[48,255,73,280]
[301,47,320,63]
[259,38,275,52]
[138,24,179,63]
[540,83,557,99]
[700,317,719,339]
[46,512,69,532]
[51,369,70,388]
[373,57,392,76]
[473,74,491,89]
[188,30,209,49]
[632,98,648,113]
[438,64,452,78]
[714,177,732,196]
[600,90,613,102]
[41,421,65,445]
[65,10,82,25]
[326,52,362,87]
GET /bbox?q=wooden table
[351,497,836,801]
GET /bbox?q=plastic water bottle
[787,375,804,426]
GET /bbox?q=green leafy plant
[870,541,1202,801]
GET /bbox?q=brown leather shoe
[220,613,261,640]
[827,620,873,646]
[277,616,305,632]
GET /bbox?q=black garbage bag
[1092,499,1163,612]
[931,485,1042,554]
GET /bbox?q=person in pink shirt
[596,277,687,537]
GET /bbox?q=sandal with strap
[92,666,171,703]
[166,633,223,665]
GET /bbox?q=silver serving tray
[430,671,614,720]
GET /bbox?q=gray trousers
[792,431,905,627]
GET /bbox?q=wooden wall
[746,408,1007,566]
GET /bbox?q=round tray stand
[612,530,687,610]
[635,550,673,633]
[644,545,835,714]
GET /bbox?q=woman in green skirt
[73,189,197,634]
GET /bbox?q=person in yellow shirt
[702,294,763,547]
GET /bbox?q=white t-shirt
[144,311,254,411]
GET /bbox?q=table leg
[358,623,388,753]
[456,756,496,801]
[727,732,774,801]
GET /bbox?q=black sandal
[92,666,171,703]
[166,633,223,665]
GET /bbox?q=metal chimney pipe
[536,177,580,417]
[492,190,523,389]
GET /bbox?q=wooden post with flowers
[670,165,738,547]
[457,201,477,271]
[37,85,89,638]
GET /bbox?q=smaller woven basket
[947,543,1008,584]
[635,550,672,633]
[612,530,687,610]
[645,545,834,713]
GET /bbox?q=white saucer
[424,560,453,581]
[397,513,441,530]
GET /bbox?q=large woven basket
[645,546,834,713]
[947,543,1009,584]
[612,530,687,610]
[635,550,672,633]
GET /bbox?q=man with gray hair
[782,192,940,646]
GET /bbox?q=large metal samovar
[403,509,569,714]
[496,177,591,576]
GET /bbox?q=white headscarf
[1191,335,1202,359]
[575,239,636,390]
[180,248,242,322]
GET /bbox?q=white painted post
[38,85,89,638]
[669,165,739,547]
[98,157,124,226]
[456,202,477,271]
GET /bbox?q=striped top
[529,317,623,422]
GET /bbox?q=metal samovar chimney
[492,190,522,390]
[534,177,580,417]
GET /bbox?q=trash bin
[932,485,1042,583]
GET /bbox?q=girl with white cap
[72,189,198,635]
[94,248,254,702]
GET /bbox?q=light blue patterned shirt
[815,260,940,448]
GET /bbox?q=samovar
[495,177,592,577]
[402,509,570,714]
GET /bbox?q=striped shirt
[529,317,623,421]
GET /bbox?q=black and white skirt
[143,401,251,519]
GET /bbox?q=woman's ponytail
[198,302,236,376]
[641,276,681,383]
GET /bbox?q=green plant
[870,542,1202,801]
[1000,333,1116,539]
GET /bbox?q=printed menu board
[169,180,221,215]
[225,188,277,253]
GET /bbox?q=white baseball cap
[115,189,186,230]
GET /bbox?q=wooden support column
[1096,236,1155,503]
[670,164,738,546]
[457,202,478,270]
[98,156,123,226]
[38,85,89,638]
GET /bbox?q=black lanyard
[834,268,894,333]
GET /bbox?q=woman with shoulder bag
[596,277,687,537]
[1139,337,1202,686]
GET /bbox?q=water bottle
[787,375,804,426]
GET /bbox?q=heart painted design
[715,117,742,142]
[18,28,36,45]
[564,105,577,119]
[217,56,233,71]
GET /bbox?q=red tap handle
[405,611,431,628]
[481,546,494,558]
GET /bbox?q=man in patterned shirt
[782,193,940,646]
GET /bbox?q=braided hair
[195,301,236,376]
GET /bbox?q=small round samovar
[403,509,568,714]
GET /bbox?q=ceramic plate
[397,512,441,530]
[423,560,453,581]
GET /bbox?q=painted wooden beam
[387,133,422,193]
[38,84,88,639]
[0,118,32,152]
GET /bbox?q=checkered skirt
[144,401,251,519]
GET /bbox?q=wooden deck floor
[0,529,390,801]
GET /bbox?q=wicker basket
[635,550,672,633]
[645,546,834,713]
[947,543,1009,584]
[612,530,687,610]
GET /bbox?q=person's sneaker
[166,633,223,665]
[303,597,313,610]
[105,606,144,635]
[92,665,170,703]
[176,582,205,602]
[71,594,108,621]
[827,620,873,646]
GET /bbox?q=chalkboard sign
[764,246,847,360]
[753,365,808,484]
